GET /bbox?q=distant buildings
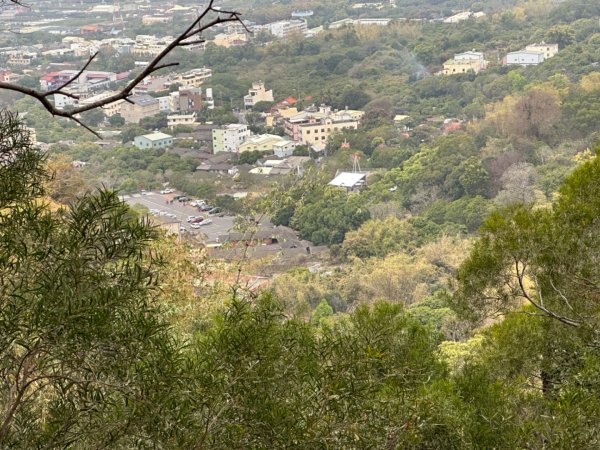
[329,172,367,192]
[131,34,171,57]
[244,81,274,110]
[120,94,160,124]
[172,68,212,88]
[134,132,173,150]
[212,124,251,153]
[505,50,545,66]
[238,134,292,154]
[213,32,249,48]
[443,11,486,24]
[249,156,311,175]
[167,112,196,128]
[504,42,559,66]
[328,17,393,29]
[40,70,119,91]
[442,51,488,75]
[525,42,559,59]
[283,105,364,149]
[267,20,308,38]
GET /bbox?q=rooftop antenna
[113,0,124,26]
[352,152,361,173]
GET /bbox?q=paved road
[121,192,235,243]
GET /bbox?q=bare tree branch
[46,51,99,95]
[514,260,582,327]
[0,0,247,136]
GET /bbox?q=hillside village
[3,0,600,447]
[0,1,565,194]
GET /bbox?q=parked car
[160,188,175,194]
[190,217,206,223]
[140,190,148,195]
[198,219,212,226]
[208,207,222,215]
[186,215,198,222]
[198,204,213,211]
[178,196,191,202]
[190,223,202,229]
[190,200,206,207]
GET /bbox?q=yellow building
[525,42,559,59]
[213,32,249,48]
[297,117,359,146]
[238,134,290,153]
[172,68,212,88]
[442,59,483,75]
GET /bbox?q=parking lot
[121,191,235,243]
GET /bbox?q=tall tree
[0,112,181,448]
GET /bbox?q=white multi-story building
[212,124,251,153]
[505,50,545,66]
[268,20,307,38]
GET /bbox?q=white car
[190,223,202,229]
[158,211,168,216]
[198,219,212,226]
[160,188,175,194]
[190,200,206,207]
[166,213,177,219]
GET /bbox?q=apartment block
[244,81,274,110]
[120,94,160,124]
[212,124,250,153]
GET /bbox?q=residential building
[284,105,364,145]
[213,32,249,48]
[167,112,196,128]
[244,81,274,110]
[131,34,172,57]
[142,15,172,25]
[354,18,392,26]
[172,68,212,88]
[298,116,360,147]
[7,53,35,66]
[329,18,354,29]
[505,50,545,66]
[238,134,291,153]
[134,132,173,150]
[132,75,171,94]
[250,156,310,176]
[268,20,308,38]
[442,51,488,75]
[454,50,485,62]
[273,140,296,157]
[443,11,486,23]
[177,87,203,111]
[120,94,160,124]
[525,42,559,59]
[212,124,250,153]
[0,69,19,83]
[158,96,170,112]
[39,70,118,91]
[196,163,238,175]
